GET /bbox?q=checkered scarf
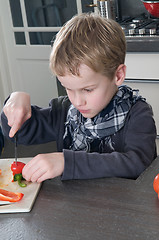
[63,85,145,152]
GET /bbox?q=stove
[97,0,159,52]
[116,13,159,52]
[112,0,159,52]
[119,14,159,37]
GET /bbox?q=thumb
[9,125,19,138]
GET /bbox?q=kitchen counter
[1,138,159,239]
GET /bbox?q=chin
[81,112,97,119]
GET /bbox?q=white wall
[0,12,13,108]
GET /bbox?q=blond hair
[50,13,126,79]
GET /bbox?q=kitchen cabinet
[125,53,159,154]
[125,80,159,154]
[125,81,159,134]
[126,53,159,80]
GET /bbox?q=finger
[8,115,25,137]
[30,168,46,183]
[36,171,52,183]
[22,157,39,180]
[23,168,38,182]
[23,156,39,171]
[9,121,23,138]
[22,166,38,181]
[9,126,18,138]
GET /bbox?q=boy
[0,13,157,182]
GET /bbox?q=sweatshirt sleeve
[0,96,69,145]
[61,101,157,180]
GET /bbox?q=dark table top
[1,139,159,240]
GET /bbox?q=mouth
[78,109,90,114]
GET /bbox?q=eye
[65,88,71,92]
[84,88,93,93]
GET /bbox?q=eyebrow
[64,84,97,90]
[83,84,97,88]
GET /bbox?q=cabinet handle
[125,79,159,83]
[85,4,97,7]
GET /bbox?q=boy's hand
[3,92,31,138]
[22,152,64,183]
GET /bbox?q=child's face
[58,64,119,119]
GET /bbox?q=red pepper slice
[0,188,24,202]
[11,161,26,175]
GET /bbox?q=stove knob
[130,23,137,28]
[139,28,145,35]
[129,28,135,35]
[149,28,156,35]
[132,19,140,23]
[121,26,126,31]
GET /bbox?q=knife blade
[0,201,14,205]
[14,134,18,165]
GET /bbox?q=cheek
[66,91,74,104]
[91,97,106,108]
[89,90,110,110]
[89,91,105,104]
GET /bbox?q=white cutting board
[0,158,41,213]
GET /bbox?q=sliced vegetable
[11,161,27,187]
[14,174,27,187]
[0,169,1,175]
[11,161,26,175]
[0,188,24,202]
[153,174,159,199]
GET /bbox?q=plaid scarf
[63,85,145,152]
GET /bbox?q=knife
[0,201,14,205]
[14,133,18,165]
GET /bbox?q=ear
[114,64,126,86]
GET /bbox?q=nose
[74,92,85,107]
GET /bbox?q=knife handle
[14,134,18,163]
